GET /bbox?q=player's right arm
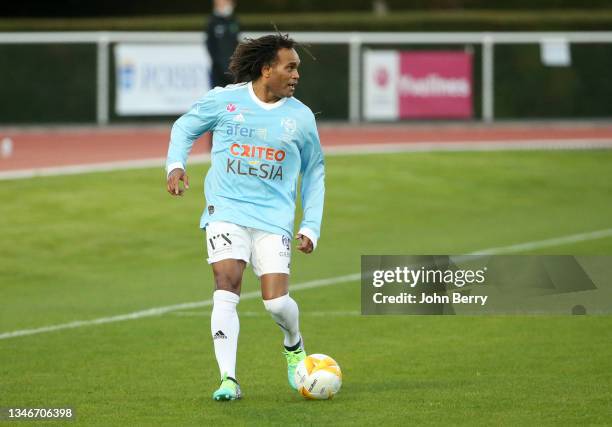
[165,90,220,196]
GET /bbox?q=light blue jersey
[166,82,325,247]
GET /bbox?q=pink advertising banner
[398,51,473,119]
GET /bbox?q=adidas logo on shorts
[213,330,227,340]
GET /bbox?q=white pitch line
[0,154,210,181]
[1,228,611,341]
[469,228,612,255]
[1,138,611,181]
[323,138,612,156]
[0,274,359,340]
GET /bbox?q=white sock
[211,290,240,380]
[263,294,301,348]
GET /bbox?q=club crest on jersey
[281,117,297,134]
[282,235,291,250]
[226,103,237,112]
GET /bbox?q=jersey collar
[248,81,288,110]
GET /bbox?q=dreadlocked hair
[228,33,296,84]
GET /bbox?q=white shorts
[205,221,291,277]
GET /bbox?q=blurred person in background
[204,0,240,149]
[206,0,240,88]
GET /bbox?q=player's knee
[213,271,241,294]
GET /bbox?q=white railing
[2,31,612,125]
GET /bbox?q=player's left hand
[296,234,313,254]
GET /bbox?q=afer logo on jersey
[227,143,286,181]
[226,123,256,138]
[227,123,269,142]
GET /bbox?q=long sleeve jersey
[166,81,325,247]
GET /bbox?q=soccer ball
[294,354,342,400]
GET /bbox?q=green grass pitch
[1,150,612,425]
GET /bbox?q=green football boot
[283,342,307,391]
[212,374,242,401]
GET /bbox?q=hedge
[4,0,612,17]
[2,10,612,32]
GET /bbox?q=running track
[1,123,612,173]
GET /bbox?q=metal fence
[1,31,612,124]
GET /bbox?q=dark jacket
[206,13,240,87]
